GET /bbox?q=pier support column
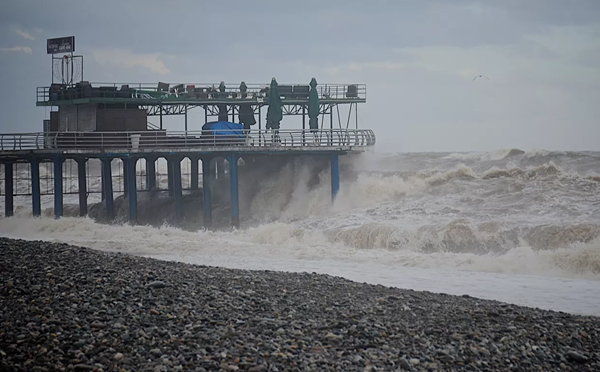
[101,159,106,201]
[4,162,14,217]
[228,154,239,229]
[185,105,188,132]
[53,156,64,219]
[101,158,114,221]
[330,154,340,202]
[126,157,138,224]
[31,157,41,217]
[122,158,129,197]
[146,157,156,190]
[202,158,212,229]
[190,157,199,190]
[167,159,174,197]
[171,157,183,221]
[302,105,306,146]
[76,158,87,217]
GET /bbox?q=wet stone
[0,237,599,372]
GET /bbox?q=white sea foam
[1,150,599,314]
[1,215,598,280]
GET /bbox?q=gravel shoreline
[1,237,598,371]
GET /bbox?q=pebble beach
[0,237,598,371]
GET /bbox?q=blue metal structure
[1,128,375,228]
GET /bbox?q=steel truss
[140,101,360,131]
[144,104,201,116]
[199,102,360,130]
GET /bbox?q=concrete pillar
[4,162,14,217]
[202,158,212,229]
[77,158,88,216]
[53,156,63,219]
[31,157,41,217]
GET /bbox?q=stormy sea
[1,149,599,316]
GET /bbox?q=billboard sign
[47,36,75,54]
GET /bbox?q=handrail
[0,129,376,152]
[36,82,366,103]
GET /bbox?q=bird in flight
[472,75,490,81]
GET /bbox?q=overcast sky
[1,0,599,152]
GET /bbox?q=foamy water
[1,149,599,315]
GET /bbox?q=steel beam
[202,158,212,229]
[184,105,188,132]
[228,154,239,229]
[145,104,199,116]
[4,163,13,217]
[31,157,41,217]
[77,158,87,216]
[53,156,63,219]
[302,105,306,146]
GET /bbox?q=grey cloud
[1,0,599,151]
[3,0,588,56]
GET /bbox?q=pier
[2,77,375,229]
[1,128,375,228]
[0,36,375,228]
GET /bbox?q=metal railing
[0,129,376,152]
[36,82,366,103]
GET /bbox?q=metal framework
[36,81,366,131]
[0,159,193,197]
[52,54,83,86]
[0,129,376,155]
[0,146,347,228]
[36,82,366,104]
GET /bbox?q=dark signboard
[47,36,75,54]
